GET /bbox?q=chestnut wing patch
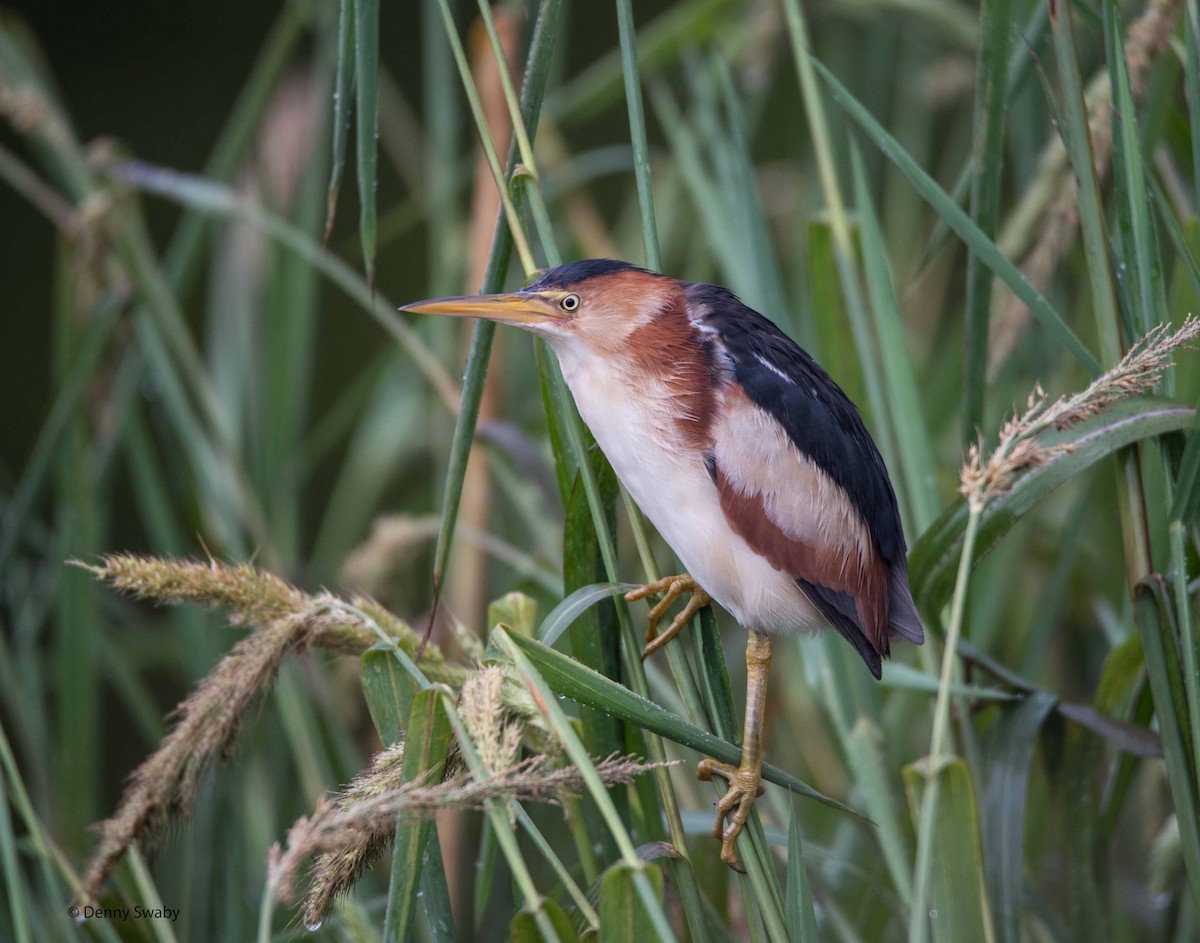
[711,390,891,676]
[688,282,906,566]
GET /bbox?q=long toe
[627,574,709,658]
[624,576,678,603]
[698,760,764,870]
[696,758,736,784]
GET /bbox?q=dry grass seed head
[77,553,306,626]
[79,610,315,904]
[461,666,522,771]
[74,554,444,903]
[280,750,671,926]
[273,739,412,925]
[963,316,1199,508]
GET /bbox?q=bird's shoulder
[684,282,905,563]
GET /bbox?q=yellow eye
[560,293,580,311]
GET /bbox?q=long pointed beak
[400,291,566,326]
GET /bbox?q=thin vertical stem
[910,503,982,943]
[616,0,662,271]
[434,0,537,276]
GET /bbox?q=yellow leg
[697,630,772,870]
[624,574,711,660]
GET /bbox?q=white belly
[558,355,824,636]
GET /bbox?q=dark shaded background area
[0,0,676,493]
[2,0,276,465]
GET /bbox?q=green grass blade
[126,846,180,943]
[537,582,639,647]
[904,757,994,943]
[1132,581,1200,909]
[564,461,626,754]
[0,778,31,943]
[1049,0,1122,361]
[1103,0,1163,337]
[780,0,899,466]
[534,340,580,503]
[0,141,72,227]
[911,486,981,943]
[52,246,102,840]
[1188,0,1200,200]
[259,96,328,559]
[812,57,1101,377]
[806,218,865,406]
[512,899,581,942]
[353,0,379,288]
[0,298,119,573]
[422,0,462,296]
[1150,179,1200,303]
[324,0,354,243]
[648,82,760,305]
[1095,634,1151,837]
[551,0,738,125]
[1062,720,1107,940]
[712,56,791,329]
[983,691,1057,943]
[880,663,1018,702]
[418,837,457,943]
[909,399,1195,614]
[849,144,939,530]
[112,160,459,410]
[435,692,566,943]
[562,456,629,854]
[429,0,564,613]
[473,0,536,175]
[845,719,914,905]
[785,802,819,943]
[432,0,536,275]
[361,647,422,742]
[599,863,666,943]
[0,23,91,197]
[494,629,678,942]
[921,0,1049,268]
[616,0,661,271]
[1169,520,1200,842]
[694,607,737,738]
[962,0,1015,443]
[382,690,455,943]
[503,630,858,816]
[163,0,316,296]
[0,718,76,939]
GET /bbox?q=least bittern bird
[404,259,924,867]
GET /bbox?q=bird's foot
[697,758,765,871]
[624,574,711,660]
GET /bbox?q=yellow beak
[400,291,568,326]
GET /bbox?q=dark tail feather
[887,559,925,645]
[797,579,883,679]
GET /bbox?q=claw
[697,759,765,870]
[624,574,711,660]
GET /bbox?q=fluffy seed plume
[78,609,317,904]
[75,553,468,903]
[275,749,669,926]
[962,317,1199,508]
[274,739,411,927]
[460,667,522,771]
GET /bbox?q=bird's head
[400,259,677,357]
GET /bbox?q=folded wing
[693,284,924,677]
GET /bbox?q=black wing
[688,282,906,564]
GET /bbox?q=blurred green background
[2,0,1200,940]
